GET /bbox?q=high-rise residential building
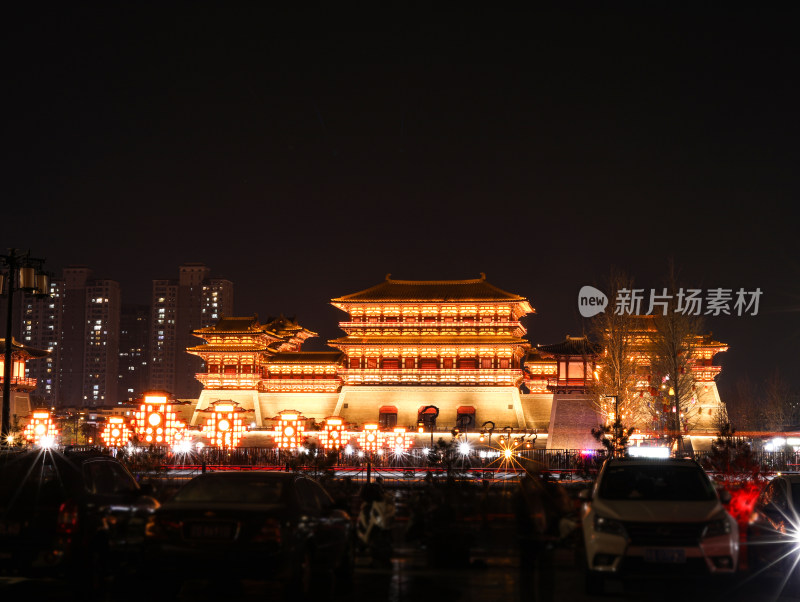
[118,304,150,402]
[83,280,120,406]
[20,279,64,405]
[18,267,122,407]
[149,264,233,399]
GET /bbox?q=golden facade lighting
[274,410,306,450]
[200,401,249,448]
[133,392,187,446]
[359,423,382,453]
[23,410,58,447]
[100,416,132,448]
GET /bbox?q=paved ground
[4,513,800,601]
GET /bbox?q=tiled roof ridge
[332,273,528,303]
[383,272,487,285]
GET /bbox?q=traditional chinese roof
[0,338,50,359]
[263,315,318,340]
[331,274,533,307]
[266,352,344,364]
[193,316,269,334]
[186,344,271,353]
[536,335,601,357]
[524,349,557,364]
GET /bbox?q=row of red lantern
[21,402,412,453]
[273,411,412,452]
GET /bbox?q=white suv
[579,457,738,594]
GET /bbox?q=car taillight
[144,516,181,539]
[57,500,79,535]
[253,518,282,543]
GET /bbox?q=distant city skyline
[4,5,798,397]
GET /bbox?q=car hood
[592,498,724,522]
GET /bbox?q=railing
[342,368,521,385]
[263,379,341,392]
[546,378,593,388]
[338,320,523,328]
[195,373,260,389]
[339,320,522,329]
[0,376,37,388]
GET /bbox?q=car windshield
[598,464,717,501]
[172,474,285,504]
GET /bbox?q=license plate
[644,548,686,563]
[187,522,235,540]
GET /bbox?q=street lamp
[1,249,49,444]
[418,405,439,447]
[479,420,495,443]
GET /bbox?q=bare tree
[588,268,644,450]
[762,369,792,431]
[649,263,706,450]
[723,377,761,431]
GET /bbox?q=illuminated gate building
[187,276,728,450]
[327,274,534,431]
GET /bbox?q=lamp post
[1,249,48,444]
[479,420,495,444]
[419,405,439,447]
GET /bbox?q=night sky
[4,5,799,394]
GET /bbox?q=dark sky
[4,5,800,394]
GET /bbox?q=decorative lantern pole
[201,400,249,449]
[132,391,187,446]
[359,423,383,454]
[389,426,410,454]
[100,416,132,448]
[274,410,306,450]
[23,410,58,448]
[321,416,346,451]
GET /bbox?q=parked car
[0,448,160,586]
[747,473,800,580]
[579,457,738,594]
[142,471,355,597]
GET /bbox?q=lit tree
[588,268,643,452]
[649,264,705,451]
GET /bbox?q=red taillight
[144,516,181,540]
[57,500,79,535]
[253,518,281,543]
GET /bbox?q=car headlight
[703,518,732,538]
[594,515,627,537]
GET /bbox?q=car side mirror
[578,488,593,501]
[718,489,731,504]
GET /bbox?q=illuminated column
[201,401,249,448]
[133,392,187,446]
[321,416,345,451]
[23,410,59,448]
[359,423,382,454]
[274,410,306,450]
[101,416,132,448]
